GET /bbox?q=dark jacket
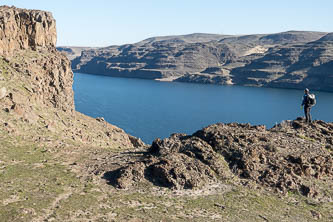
[302,94,311,107]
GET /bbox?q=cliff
[1,6,333,222]
[63,31,333,91]
[0,6,56,55]
[0,6,141,155]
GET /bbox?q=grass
[298,134,317,142]
[1,49,333,221]
[1,121,333,221]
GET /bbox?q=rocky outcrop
[0,6,140,149]
[231,35,333,91]
[111,118,333,198]
[0,6,56,56]
[0,6,73,112]
[61,31,333,91]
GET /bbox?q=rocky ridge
[62,31,333,91]
[112,118,333,199]
[56,46,96,60]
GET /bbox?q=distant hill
[58,31,333,91]
[136,33,231,45]
[57,46,97,60]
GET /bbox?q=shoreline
[154,76,179,82]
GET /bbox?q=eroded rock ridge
[63,31,333,91]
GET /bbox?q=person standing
[301,88,316,123]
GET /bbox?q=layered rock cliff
[63,31,333,91]
[0,6,140,149]
[0,6,56,55]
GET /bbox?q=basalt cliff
[62,31,333,92]
[1,6,333,222]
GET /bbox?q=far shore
[155,76,179,82]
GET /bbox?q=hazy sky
[1,0,332,47]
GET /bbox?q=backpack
[308,94,316,106]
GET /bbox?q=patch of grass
[0,140,82,221]
[298,134,316,142]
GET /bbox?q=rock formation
[56,46,96,60]
[111,118,333,198]
[0,6,56,55]
[61,31,333,91]
[0,6,140,149]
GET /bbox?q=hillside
[1,6,333,222]
[60,30,333,91]
[56,46,97,60]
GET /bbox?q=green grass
[1,136,333,221]
[298,134,317,142]
[0,140,82,221]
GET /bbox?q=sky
[1,0,332,47]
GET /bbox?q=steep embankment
[60,31,333,91]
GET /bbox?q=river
[73,73,333,143]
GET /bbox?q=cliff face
[230,37,333,91]
[63,31,333,91]
[0,6,73,112]
[0,6,56,55]
[0,6,139,149]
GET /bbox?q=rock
[113,132,233,190]
[11,104,24,116]
[96,117,105,122]
[110,119,333,196]
[0,6,137,151]
[0,6,74,113]
[64,31,333,92]
[0,87,6,99]
[128,135,145,148]
[310,210,322,220]
[0,6,56,56]
[115,162,146,189]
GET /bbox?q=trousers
[304,105,312,123]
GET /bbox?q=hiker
[301,88,316,123]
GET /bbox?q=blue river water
[73,73,333,144]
